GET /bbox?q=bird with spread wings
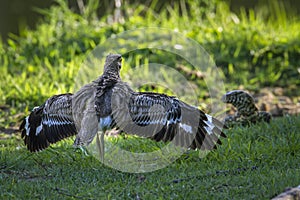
[20,54,226,160]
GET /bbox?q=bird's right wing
[110,87,226,150]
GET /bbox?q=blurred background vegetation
[0,0,299,118]
[1,0,300,41]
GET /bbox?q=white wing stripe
[204,114,215,135]
[25,116,30,136]
[179,123,193,134]
[35,124,43,136]
[43,118,73,127]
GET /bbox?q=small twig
[1,153,32,171]
[175,65,205,80]
[52,187,92,199]
[32,157,49,172]
[169,165,259,184]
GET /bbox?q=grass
[0,0,300,199]
[1,116,300,199]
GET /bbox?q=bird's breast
[98,116,113,131]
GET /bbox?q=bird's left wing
[20,94,77,152]
[42,94,77,143]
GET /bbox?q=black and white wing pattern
[111,91,226,150]
[20,93,77,152]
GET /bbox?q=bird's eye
[117,59,122,69]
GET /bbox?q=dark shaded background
[0,0,299,42]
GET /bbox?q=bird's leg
[96,131,105,162]
[78,145,89,156]
[100,131,105,162]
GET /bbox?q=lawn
[0,0,299,199]
[1,116,300,199]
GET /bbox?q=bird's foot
[74,145,90,157]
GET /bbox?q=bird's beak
[221,95,227,103]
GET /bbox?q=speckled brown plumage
[222,90,272,127]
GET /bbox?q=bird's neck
[93,71,120,84]
[103,70,121,81]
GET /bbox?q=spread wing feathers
[20,106,48,152]
[111,91,226,150]
[20,94,77,152]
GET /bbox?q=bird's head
[221,90,255,104]
[103,54,122,76]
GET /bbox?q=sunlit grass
[1,116,299,199]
